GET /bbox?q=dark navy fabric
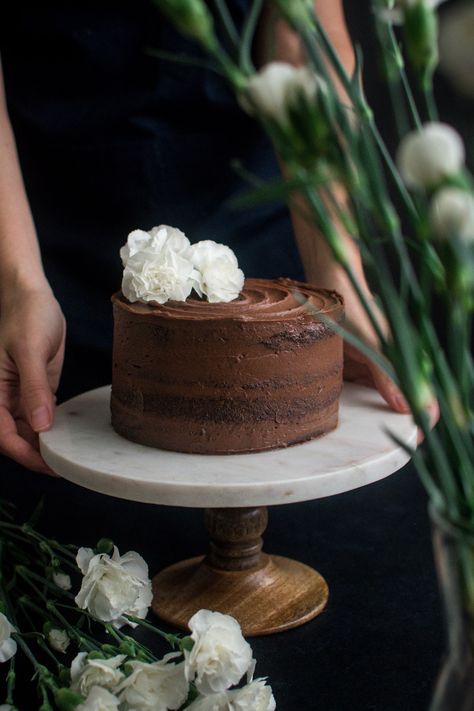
[0,1,304,397]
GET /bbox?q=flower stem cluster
[0,507,275,710]
[153,0,474,528]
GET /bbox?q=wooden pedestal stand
[151,506,328,636]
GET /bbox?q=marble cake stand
[40,383,416,636]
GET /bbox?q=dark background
[2,0,472,708]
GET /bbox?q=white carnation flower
[48,628,70,654]
[70,652,126,696]
[120,225,199,304]
[439,2,474,98]
[185,691,230,710]
[120,225,189,266]
[379,0,446,25]
[53,571,72,591]
[397,122,465,190]
[76,685,120,711]
[0,613,16,664]
[430,187,474,242]
[75,546,153,628]
[184,610,254,695]
[117,653,188,711]
[227,679,276,711]
[188,241,244,303]
[241,61,322,124]
[186,680,276,711]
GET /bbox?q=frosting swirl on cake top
[113,278,343,323]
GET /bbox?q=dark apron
[0,0,304,397]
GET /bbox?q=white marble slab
[39,384,416,508]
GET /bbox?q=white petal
[0,638,17,663]
[76,547,96,574]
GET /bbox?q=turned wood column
[204,507,268,571]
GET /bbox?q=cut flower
[76,685,120,711]
[188,241,244,302]
[70,652,126,696]
[75,546,153,628]
[121,225,199,304]
[117,652,188,711]
[184,610,254,695]
[186,679,276,711]
[241,62,322,125]
[397,122,465,190]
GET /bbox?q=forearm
[0,61,49,303]
[257,1,366,288]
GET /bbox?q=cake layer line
[111,386,342,424]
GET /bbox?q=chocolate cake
[110,278,344,454]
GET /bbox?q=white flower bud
[53,571,72,591]
[430,187,474,242]
[48,628,70,654]
[397,122,465,189]
[241,62,321,124]
[439,3,474,97]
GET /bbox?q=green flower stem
[448,300,473,412]
[299,297,396,379]
[104,624,157,663]
[0,522,78,568]
[6,656,16,705]
[373,19,410,138]
[14,634,58,692]
[318,185,358,237]
[382,21,422,130]
[302,18,419,226]
[21,526,77,561]
[124,615,182,648]
[15,566,75,600]
[53,602,164,659]
[424,80,438,122]
[146,48,222,74]
[301,185,389,349]
[213,0,239,50]
[36,636,64,672]
[43,601,98,652]
[238,0,264,75]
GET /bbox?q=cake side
[110,278,344,454]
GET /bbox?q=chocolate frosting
[111,278,344,454]
[111,277,343,322]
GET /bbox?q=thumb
[368,362,411,414]
[17,352,55,432]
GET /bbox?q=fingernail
[31,406,51,432]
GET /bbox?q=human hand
[0,287,66,473]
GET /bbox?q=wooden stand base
[151,507,328,636]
